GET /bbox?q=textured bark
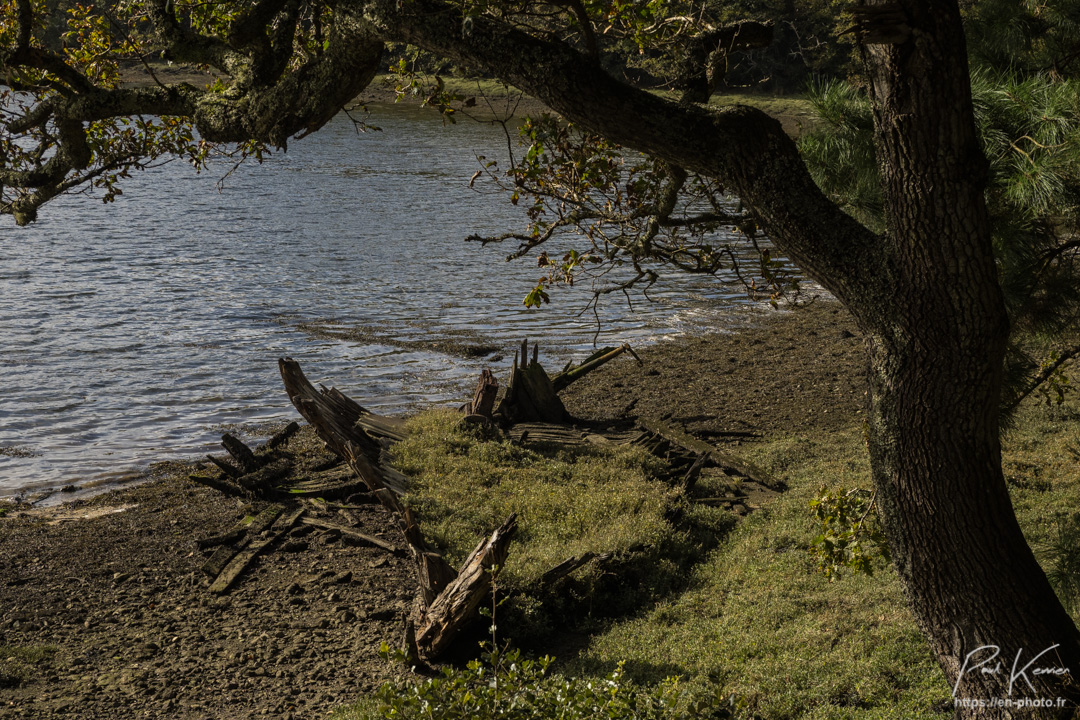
[856,2,1080,715]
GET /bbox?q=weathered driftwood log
[201,503,285,578]
[551,343,641,393]
[637,418,783,490]
[416,514,518,659]
[209,506,305,594]
[493,340,567,424]
[206,454,243,479]
[278,358,382,462]
[299,516,397,553]
[279,359,459,611]
[262,421,301,450]
[234,457,293,495]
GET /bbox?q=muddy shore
[0,302,865,719]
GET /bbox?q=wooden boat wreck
[186,340,783,661]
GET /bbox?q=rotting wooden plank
[551,343,641,393]
[465,369,499,419]
[188,474,247,498]
[261,421,300,451]
[299,516,397,553]
[681,452,710,491]
[199,504,285,578]
[356,413,411,443]
[208,507,305,594]
[221,433,261,474]
[206,454,243,479]
[235,458,293,494]
[638,418,782,490]
[195,526,246,550]
[279,358,381,461]
[538,552,596,588]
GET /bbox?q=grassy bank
[336,380,1079,719]
[570,394,1080,718]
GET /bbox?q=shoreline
[0,302,865,719]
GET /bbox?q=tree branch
[363,0,887,314]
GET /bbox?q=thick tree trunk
[858,2,1080,716]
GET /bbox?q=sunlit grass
[367,380,1080,718]
[392,409,677,585]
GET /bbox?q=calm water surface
[0,103,786,497]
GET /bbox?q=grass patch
[565,428,951,719]
[565,388,1080,718]
[0,645,59,688]
[391,409,725,642]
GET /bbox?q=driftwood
[206,454,243,479]
[492,340,567,424]
[262,421,300,450]
[264,344,785,659]
[465,368,498,420]
[222,432,261,474]
[416,514,518,658]
[638,418,783,490]
[278,360,464,621]
[201,503,285,578]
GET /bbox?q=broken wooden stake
[551,343,640,393]
[222,433,261,474]
[416,514,518,659]
[262,421,300,450]
[465,368,498,420]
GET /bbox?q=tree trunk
[858,2,1080,715]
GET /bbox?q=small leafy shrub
[349,644,741,720]
[809,486,891,579]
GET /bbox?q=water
[0,102,787,497]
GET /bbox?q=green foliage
[795,79,880,231]
[473,113,801,309]
[1035,351,1075,407]
[799,72,1080,413]
[963,0,1080,78]
[808,486,890,579]
[338,644,742,720]
[1,0,271,221]
[570,428,953,718]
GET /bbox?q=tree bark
[857,2,1080,715]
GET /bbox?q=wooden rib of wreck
[188,338,782,660]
